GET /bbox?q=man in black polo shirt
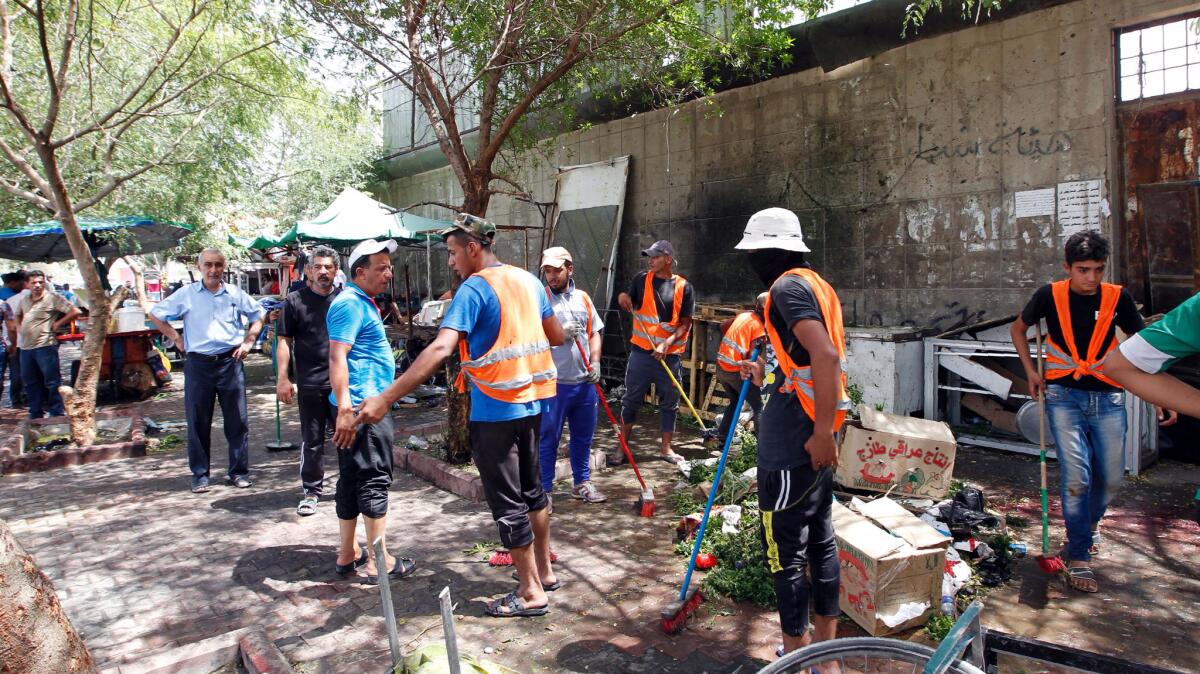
[277,246,342,516]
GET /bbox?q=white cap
[540,246,573,268]
[348,239,398,273]
[735,208,810,253]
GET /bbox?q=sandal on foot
[489,549,558,566]
[485,591,548,618]
[657,452,684,464]
[1089,532,1101,557]
[334,549,367,576]
[367,557,418,585]
[297,496,318,517]
[1067,566,1099,593]
[511,570,561,591]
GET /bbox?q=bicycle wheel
[756,637,987,674]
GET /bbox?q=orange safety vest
[717,311,765,372]
[762,268,851,432]
[457,265,557,403]
[629,273,689,355]
[1043,280,1123,388]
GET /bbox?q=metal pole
[425,236,432,300]
[438,586,462,674]
[373,537,402,667]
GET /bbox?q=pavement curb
[0,408,146,475]
[239,626,293,674]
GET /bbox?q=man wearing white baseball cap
[539,246,606,503]
[734,207,846,657]
[327,238,418,584]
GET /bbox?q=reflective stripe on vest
[717,311,765,372]
[1043,280,1123,388]
[762,268,850,432]
[457,265,558,403]
[629,273,688,354]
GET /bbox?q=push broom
[266,324,297,452]
[661,347,759,634]
[573,338,654,517]
[1034,324,1065,575]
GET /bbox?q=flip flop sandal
[334,549,368,576]
[511,570,561,591]
[297,497,318,517]
[485,591,549,618]
[367,557,418,585]
[489,549,559,567]
[657,453,684,464]
[1067,566,1099,593]
[1089,532,1101,556]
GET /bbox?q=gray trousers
[620,349,681,433]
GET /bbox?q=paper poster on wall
[1057,179,1103,236]
[1014,188,1055,218]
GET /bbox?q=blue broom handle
[680,346,760,601]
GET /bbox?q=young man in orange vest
[735,208,846,656]
[1009,230,1145,593]
[713,292,767,442]
[355,215,566,618]
[614,240,694,464]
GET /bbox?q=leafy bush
[674,501,777,608]
[925,613,954,642]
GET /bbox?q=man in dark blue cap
[614,239,694,464]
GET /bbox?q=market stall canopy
[283,187,449,246]
[0,216,194,262]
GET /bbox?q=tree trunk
[0,518,97,674]
[39,151,114,448]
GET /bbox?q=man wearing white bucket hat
[735,207,846,657]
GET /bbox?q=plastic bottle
[940,595,956,617]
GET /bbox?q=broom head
[637,486,655,517]
[660,585,703,634]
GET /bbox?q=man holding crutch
[615,240,694,464]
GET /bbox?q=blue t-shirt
[441,265,554,422]
[326,283,395,407]
[0,287,15,302]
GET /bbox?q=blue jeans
[539,381,598,491]
[184,353,249,483]
[8,348,22,407]
[20,346,64,419]
[1044,384,1126,562]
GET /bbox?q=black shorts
[759,465,840,636]
[332,405,394,520]
[470,414,549,549]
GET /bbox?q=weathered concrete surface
[0,355,1196,673]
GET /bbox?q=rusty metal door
[1137,182,1200,314]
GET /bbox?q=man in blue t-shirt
[355,215,565,618]
[328,239,417,585]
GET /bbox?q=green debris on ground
[924,613,954,642]
[463,541,501,560]
[673,431,776,608]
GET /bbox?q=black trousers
[333,406,393,520]
[470,414,549,549]
[184,353,249,480]
[298,388,334,497]
[758,465,840,636]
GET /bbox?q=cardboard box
[837,405,957,499]
[832,497,950,636]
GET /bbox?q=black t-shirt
[279,286,341,390]
[758,273,825,471]
[1019,284,1144,391]
[628,271,694,352]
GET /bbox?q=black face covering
[747,249,808,287]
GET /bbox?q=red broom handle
[573,336,648,491]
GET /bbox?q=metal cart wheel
[758,601,988,674]
[756,637,986,674]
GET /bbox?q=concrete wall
[379,0,1198,329]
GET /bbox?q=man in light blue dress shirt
[150,248,265,493]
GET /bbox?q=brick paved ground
[1,354,1197,673]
